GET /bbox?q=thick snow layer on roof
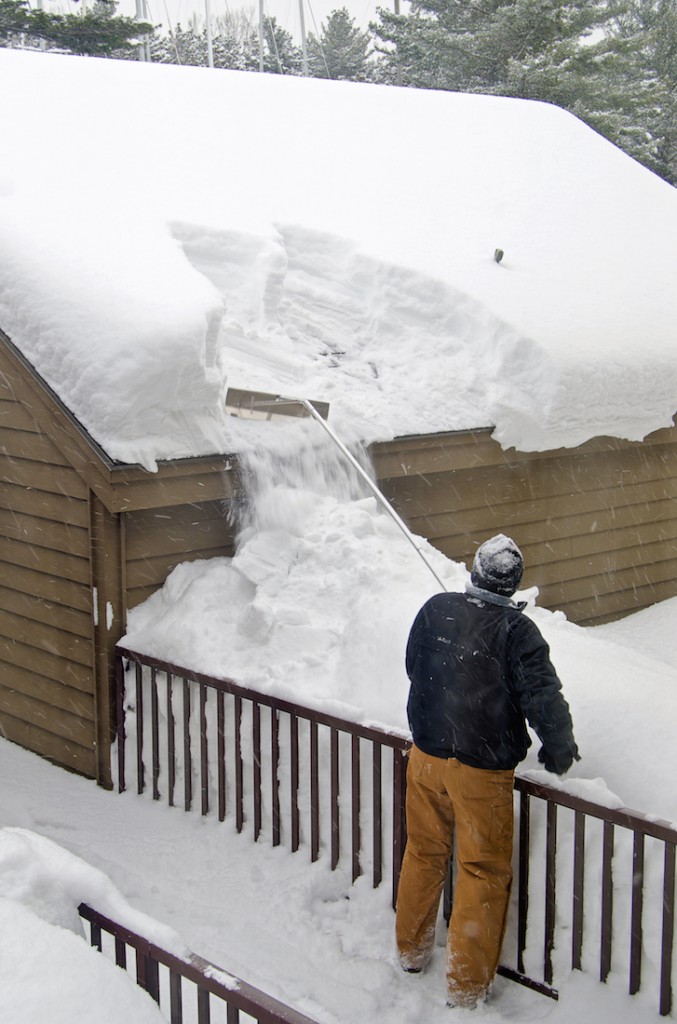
[1,49,676,469]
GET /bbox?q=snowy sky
[2,49,677,470]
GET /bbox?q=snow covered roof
[1,48,676,471]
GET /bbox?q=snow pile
[0,828,184,1024]
[1,50,677,470]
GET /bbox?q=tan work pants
[395,745,514,1005]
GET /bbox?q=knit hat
[470,534,524,596]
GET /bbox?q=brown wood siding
[373,424,677,625]
[123,501,236,612]
[0,357,97,776]
[1,330,239,516]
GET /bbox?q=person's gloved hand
[538,741,581,776]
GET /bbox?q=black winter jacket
[405,586,579,772]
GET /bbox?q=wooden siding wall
[373,424,677,625]
[123,501,236,612]
[0,389,98,778]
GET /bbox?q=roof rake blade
[225,387,330,422]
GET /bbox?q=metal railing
[510,776,676,1016]
[79,902,322,1024]
[116,648,677,1015]
[116,647,409,904]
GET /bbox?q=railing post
[136,948,160,1003]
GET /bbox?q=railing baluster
[151,667,160,801]
[291,714,300,853]
[660,841,675,1016]
[183,679,192,812]
[330,728,340,871]
[217,690,226,822]
[200,684,209,816]
[629,830,644,995]
[310,721,319,862]
[116,655,126,793]
[81,902,323,1024]
[167,672,176,808]
[90,920,102,951]
[253,702,262,841]
[169,970,183,1024]
[600,821,615,982]
[351,734,361,882]
[544,802,557,986]
[517,789,530,976]
[235,695,243,833]
[372,741,382,889]
[136,662,144,795]
[392,747,407,909]
[572,810,585,971]
[197,987,210,1024]
[115,937,127,969]
[272,709,281,847]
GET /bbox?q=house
[1,49,676,782]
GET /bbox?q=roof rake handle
[298,399,449,593]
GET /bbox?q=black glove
[538,741,580,776]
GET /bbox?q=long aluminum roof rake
[225,387,448,592]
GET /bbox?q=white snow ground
[2,50,677,469]
[1,589,675,1024]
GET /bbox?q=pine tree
[0,0,152,57]
[372,0,614,94]
[371,0,677,184]
[261,15,303,74]
[0,0,29,42]
[307,7,372,81]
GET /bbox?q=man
[395,534,579,1009]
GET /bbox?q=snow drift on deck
[1,49,677,469]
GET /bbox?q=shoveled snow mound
[123,461,677,821]
[1,49,677,469]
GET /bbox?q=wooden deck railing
[116,648,677,1015]
[79,902,322,1023]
